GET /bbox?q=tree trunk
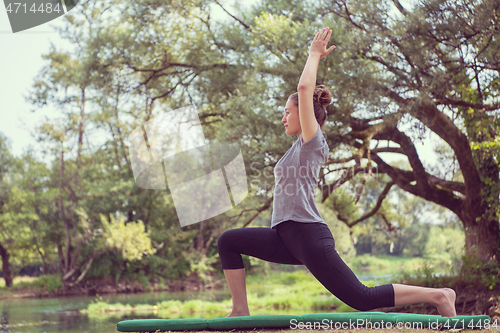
[196,221,206,255]
[0,242,12,287]
[461,109,500,265]
[461,214,500,263]
[76,87,85,168]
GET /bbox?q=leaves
[100,213,156,261]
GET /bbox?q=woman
[217,27,456,318]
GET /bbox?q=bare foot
[225,310,250,317]
[435,288,456,317]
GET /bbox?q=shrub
[36,275,62,293]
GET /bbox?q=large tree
[312,0,500,264]
[223,0,500,265]
[202,0,500,264]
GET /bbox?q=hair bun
[314,85,332,107]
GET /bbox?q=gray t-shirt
[271,125,329,228]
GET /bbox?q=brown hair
[289,85,331,129]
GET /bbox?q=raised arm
[297,28,336,143]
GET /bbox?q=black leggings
[217,220,394,311]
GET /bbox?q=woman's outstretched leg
[393,284,456,317]
[223,268,250,317]
[276,222,457,316]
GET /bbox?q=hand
[309,27,336,59]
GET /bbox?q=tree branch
[376,86,482,212]
[382,128,432,193]
[436,96,500,112]
[321,166,380,202]
[372,147,405,155]
[347,181,395,228]
[224,197,273,228]
[392,0,409,16]
[428,175,466,195]
[63,248,113,282]
[325,0,366,31]
[377,211,398,233]
[213,0,250,29]
[371,153,464,215]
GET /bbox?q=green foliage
[100,213,156,261]
[2,275,62,294]
[348,173,466,260]
[399,254,500,292]
[399,262,443,288]
[279,270,310,285]
[35,274,62,293]
[348,254,443,277]
[0,132,12,207]
[457,255,500,291]
[85,251,122,280]
[423,226,464,261]
[189,255,219,283]
[87,301,133,313]
[400,223,431,257]
[127,271,152,291]
[157,300,183,314]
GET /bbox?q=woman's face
[282,99,302,137]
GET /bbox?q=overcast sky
[0,11,72,156]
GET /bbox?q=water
[0,275,395,332]
[355,274,394,284]
[0,290,232,333]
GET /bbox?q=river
[0,274,393,332]
[0,289,232,333]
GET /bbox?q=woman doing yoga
[217,27,457,318]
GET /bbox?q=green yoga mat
[117,312,492,331]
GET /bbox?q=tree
[226,0,500,266]
[191,0,500,266]
[312,0,500,265]
[0,133,14,287]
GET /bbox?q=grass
[78,253,464,318]
[348,254,451,277]
[0,275,38,288]
[84,254,472,321]
[0,274,62,299]
[83,252,456,319]
[85,270,348,319]
[150,329,491,333]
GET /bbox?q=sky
[0,12,72,156]
[0,1,439,166]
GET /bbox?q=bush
[456,255,499,291]
[87,301,132,313]
[397,255,500,292]
[35,275,62,293]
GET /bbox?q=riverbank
[0,254,435,298]
[1,255,499,320]
[80,269,500,321]
[0,274,218,300]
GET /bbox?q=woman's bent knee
[217,229,239,252]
